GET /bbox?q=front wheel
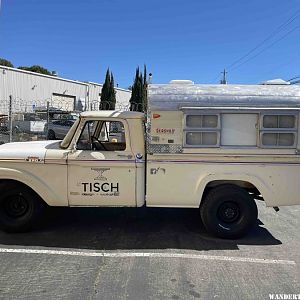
[0,183,45,233]
[200,184,258,239]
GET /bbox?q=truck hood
[0,140,61,161]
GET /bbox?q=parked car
[46,119,76,140]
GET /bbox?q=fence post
[9,95,13,143]
[46,101,50,140]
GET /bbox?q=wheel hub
[217,202,240,223]
[4,195,29,218]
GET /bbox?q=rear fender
[197,173,273,207]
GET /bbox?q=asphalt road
[0,201,299,300]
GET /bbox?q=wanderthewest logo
[91,168,110,181]
[269,294,300,300]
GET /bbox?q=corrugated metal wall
[0,66,131,114]
[88,82,131,110]
[0,67,87,111]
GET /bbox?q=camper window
[184,114,220,147]
[260,114,298,148]
[186,115,218,128]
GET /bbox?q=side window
[77,120,98,150]
[184,114,220,147]
[183,112,298,149]
[77,120,126,151]
[98,121,126,151]
[260,114,298,148]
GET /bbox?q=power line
[287,75,300,81]
[230,24,300,71]
[227,8,300,70]
[209,22,300,83]
[290,80,300,85]
[209,8,300,84]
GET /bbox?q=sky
[0,0,300,88]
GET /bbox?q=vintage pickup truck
[0,81,300,238]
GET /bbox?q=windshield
[60,118,80,149]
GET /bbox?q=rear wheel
[0,183,45,232]
[200,184,258,239]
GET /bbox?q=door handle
[117,154,133,159]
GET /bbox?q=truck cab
[59,111,145,207]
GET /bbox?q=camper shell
[145,82,300,209]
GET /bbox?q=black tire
[47,130,56,140]
[0,182,45,233]
[200,184,258,239]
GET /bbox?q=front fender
[0,167,67,206]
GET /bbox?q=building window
[260,114,298,148]
[184,114,220,147]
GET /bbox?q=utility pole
[220,69,227,84]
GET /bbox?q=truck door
[67,119,137,206]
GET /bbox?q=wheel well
[202,180,263,203]
[0,179,47,206]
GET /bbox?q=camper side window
[260,114,298,148]
[184,114,220,147]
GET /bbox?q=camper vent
[260,79,290,85]
[169,80,194,85]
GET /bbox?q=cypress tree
[110,72,116,110]
[100,68,111,110]
[136,73,143,112]
[129,65,148,112]
[142,64,147,112]
[130,67,140,111]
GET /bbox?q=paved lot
[0,201,299,300]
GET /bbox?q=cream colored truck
[1,80,300,238]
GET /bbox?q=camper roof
[148,83,300,110]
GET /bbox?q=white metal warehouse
[0,66,131,114]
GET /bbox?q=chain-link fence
[0,97,140,144]
[0,97,50,144]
